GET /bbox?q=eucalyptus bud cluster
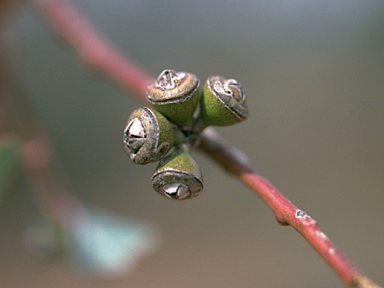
[124,69,248,200]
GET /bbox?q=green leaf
[0,136,21,203]
[66,207,161,277]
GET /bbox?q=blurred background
[1,0,384,287]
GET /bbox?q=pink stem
[198,128,373,287]
[242,172,357,284]
[31,0,153,102]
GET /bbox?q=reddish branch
[198,128,378,288]
[30,0,153,101]
[28,0,380,287]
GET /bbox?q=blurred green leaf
[65,207,161,277]
[0,136,21,204]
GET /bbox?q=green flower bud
[146,69,200,130]
[124,106,178,164]
[151,145,203,200]
[198,76,248,128]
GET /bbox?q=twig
[28,0,381,286]
[198,128,380,288]
[30,0,153,102]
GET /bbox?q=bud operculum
[124,107,177,164]
[151,145,203,200]
[147,69,200,129]
[198,76,248,128]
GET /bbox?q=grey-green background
[1,0,384,287]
